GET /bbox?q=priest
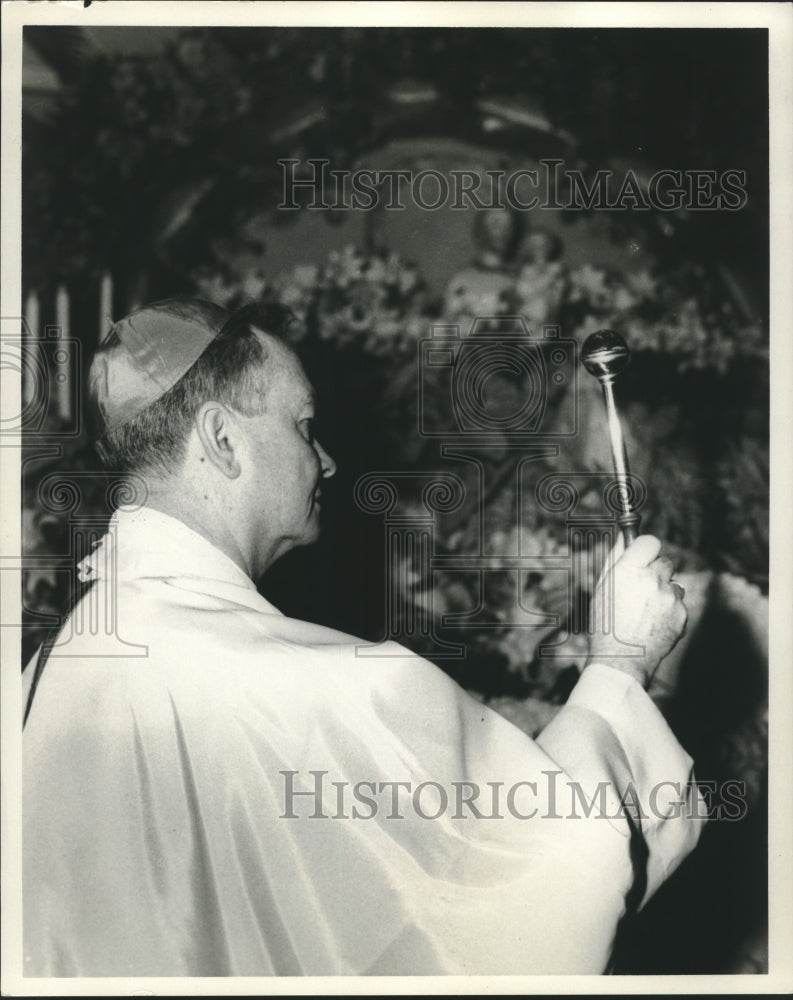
[22,298,702,977]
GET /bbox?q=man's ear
[194,402,242,479]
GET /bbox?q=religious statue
[513,227,569,329]
[443,206,524,331]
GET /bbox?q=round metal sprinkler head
[581,329,631,380]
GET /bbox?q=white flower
[242,273,266,300]
[612,284,637,313]
[570,264,610,306]
[627,269,657,299]
[292,264,319,287]
[194,272,237,307]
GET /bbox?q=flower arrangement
[276,246,434,358]
[194,240,771,698]
[564,261,766,373]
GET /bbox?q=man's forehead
[252,327,314,403]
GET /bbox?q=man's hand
[586,534,687,689]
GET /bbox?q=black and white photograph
[2,1,792,993]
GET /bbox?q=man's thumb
[596,532,625,588]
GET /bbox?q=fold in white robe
[23,507,704,977]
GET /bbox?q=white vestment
[23,507,704,977]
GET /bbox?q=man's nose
[315,440,337,479]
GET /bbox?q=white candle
[99,271,113,342]
[24,289,40,409]
[55,285,71,423]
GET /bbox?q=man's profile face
[237,333,336,573]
